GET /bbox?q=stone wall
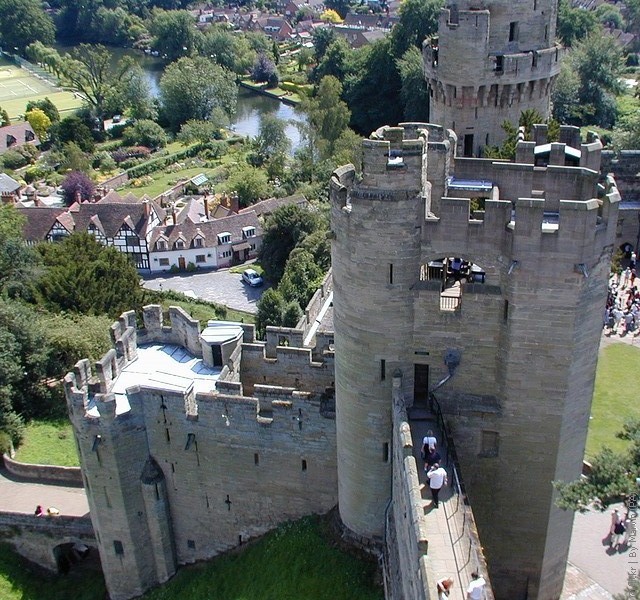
[2,453,83,485]
[0,511,95,572]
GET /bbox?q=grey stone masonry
[330,123,619,600]
[424,0,562,156]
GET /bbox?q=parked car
[242,268,263,287]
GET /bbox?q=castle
[64,119,621,600]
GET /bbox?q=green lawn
[125,166,220,198]
[14,420,79,467]
[3,90,83,121]
[0,516,381,600]
[144,516,382,600]
[585,342,640,459]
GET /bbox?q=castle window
[302,459,307,471]
[113,540,124,555]
[254,453,259,465]
[495,55,504,73]
[165,428,171,443]
[508,21,519,42]
[383,442,389,463]
[503,300,509,322]
[187,539,196,550]
[389,263,393,284]
[380,359,386,381]
[479,430,499,457]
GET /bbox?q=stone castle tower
[423,0,562,157]
[330,123,619,599]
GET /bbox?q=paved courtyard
[142,268,269,315]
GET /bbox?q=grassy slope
[13,420,78,467]
[585,342,640,459]
[0,517,382,600]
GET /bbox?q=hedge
[125,143,206,179]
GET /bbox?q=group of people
[422,430,447,509]
[436,572,487,599]
[609,508,631,551]
[604,254,640,337]
[34,505,60,517]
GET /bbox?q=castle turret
[424,0,561,156]
[330,125,432,539]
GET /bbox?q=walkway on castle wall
[0,468,89,516]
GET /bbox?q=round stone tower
[423,0,562,157]
[329,126,426,539]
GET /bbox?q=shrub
[60,171,95,204]
[1,149,29,169]
[23,165,48,184]
[169,264,179,274]
[186,262,197,272]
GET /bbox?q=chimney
[230,191,239,214]
[172,206,176,225]
[204,194,210,221]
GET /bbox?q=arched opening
[420,257,486,311]
[53,542,97,575]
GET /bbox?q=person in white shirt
[422,430,437,451]
[466,571,486,600]
[426,462,447,508]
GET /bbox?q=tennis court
[0,57,83,119]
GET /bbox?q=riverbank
[239,80,301,106]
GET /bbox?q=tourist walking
[427,462,447,508]
[466,571,486,599]
[436,576,454,599]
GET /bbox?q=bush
[0,431,13,455]
[23,165,48,184]
[169,264,179,274]
[1,149,29,169]
[60,171,95,203]
[186,262,197,272]
[125,143,205,179]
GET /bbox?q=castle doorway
[414,364,430,407]
[463,133,474,157]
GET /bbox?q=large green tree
[390,0,443,57]
[258,204,321,283]
[0,0,55,53]
[397,46,430,123]
[36,233,143,317]
[279,249,324,309]
[0,204,38,299]
[159,56,237,131]
[556,0,598,47]
[201,26,255,75]
[149,9,202,63]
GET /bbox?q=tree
[253,114,290,168]
[324,0,350,18]
[344,38,403,134]
[60,171,95,204]
[251,53,279,88]
[314,37,352,83]
[25,97,60,123]
[201,27,255,75]
[390,0,443,57]
[551,65,581,125]
[58,44,137,123]
[255,288,286,339]
[397,46,430,123]
[25,108,52,141]
[0,0,55,53]
[594,3,624,29]
[567,32,624,128]
[60,142,92,174]
[224,165,271,208]
[554,419,640,513]
[320,9,343,23]
[613,111,640,150]
[159,56,237,131]
[312,27,336,63]
[149,9,202,63]
[177,117,226,145]
[50,115,95,152]
[122,119,167,149]
[300,76,351,159]
[615,574,640,600]
[258,204,320,283]
[556,0,598,47]
[279,249,324,309]
[36,233,143,317]
[116,65,157,121]
[0,107,9,127]
[0,204,38,298]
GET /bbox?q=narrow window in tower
[480,430,500,457]
[503,300,509,322]
[104,487,111,508]
[114,540,124,556]
[165,428,171,443]
[495,55,504,73]
[188,540,196,550]
[381,359,386,381]
[254,452,259,465]
[155,483,160,500]
[534,0,537,9]
[383,442,390,462]
[302,459,308,471]
[389,263,393,284]
[486,133,490,146]
[475,107,478,119]
[509,21,519,42]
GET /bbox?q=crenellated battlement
[138,305,202,357]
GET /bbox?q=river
[53,44,304,151]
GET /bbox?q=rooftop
[87,343,221,417]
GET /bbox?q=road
[142,268,269,315]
